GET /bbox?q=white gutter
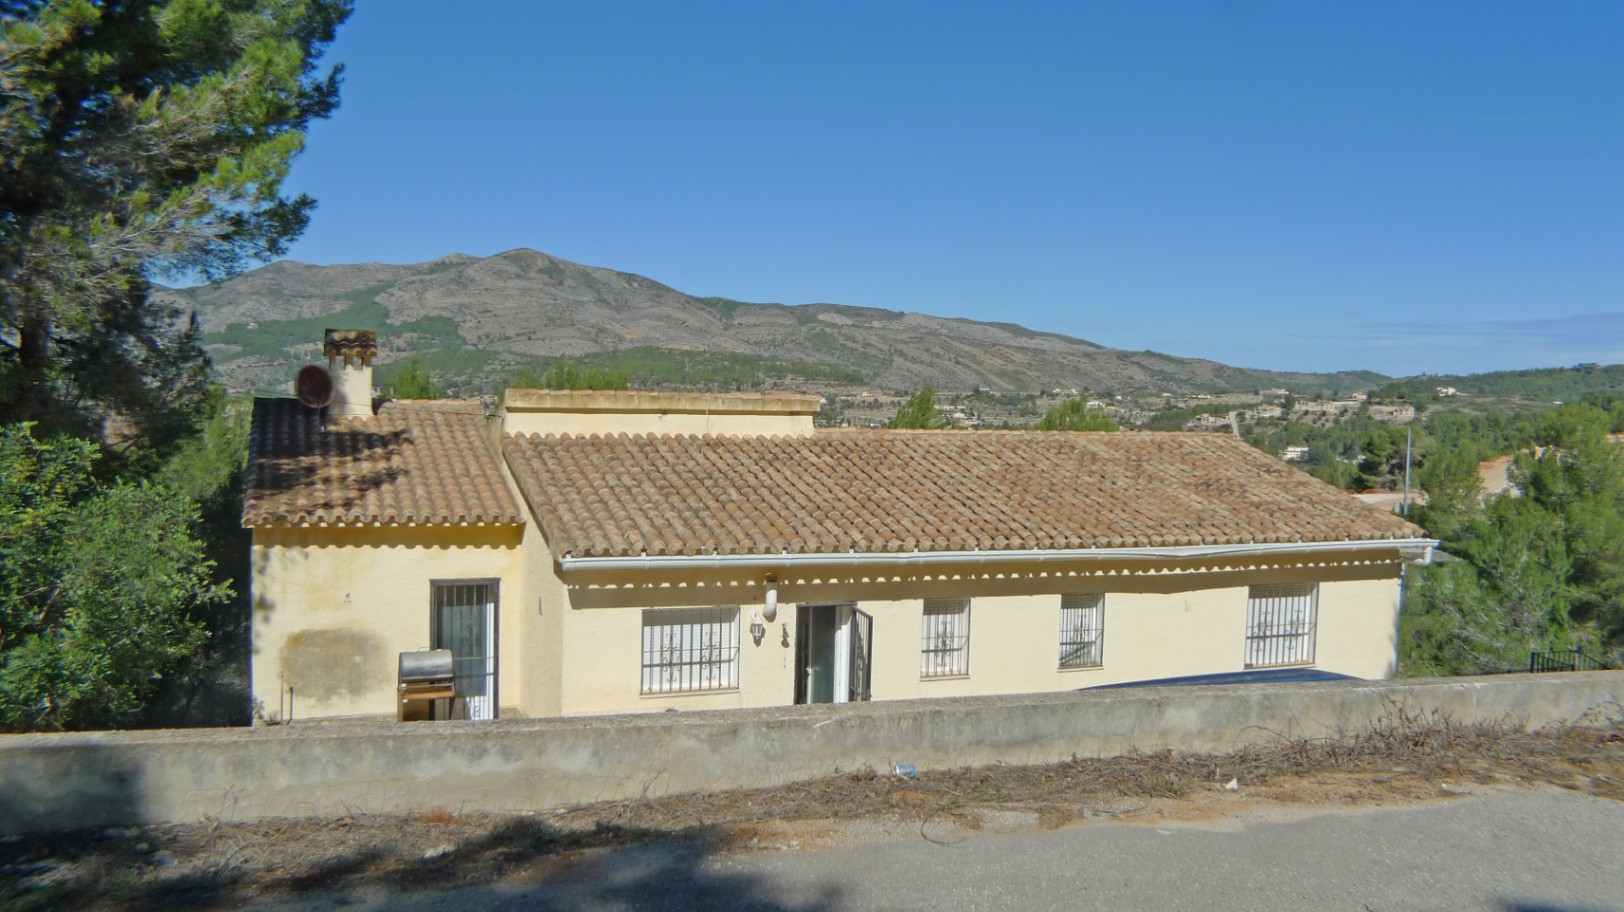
[559,538,1438,573]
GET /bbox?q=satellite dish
[295,365,334,408]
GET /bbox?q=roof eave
[557,538,1439,573]
[243,518,525,530]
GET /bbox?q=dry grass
[410,807,462,826]
[556,703,1624,838]
[5,704,1620,911]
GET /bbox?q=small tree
[538,361,630,391]
[1035,397,1117,431]
[511,365,546,390]
[387,358,438,399]
[815,396,844,428]
[1410,451,1481,541]
[890,387,947,429]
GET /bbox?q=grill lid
[399,649,454,682]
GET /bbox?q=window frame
[1059,592,1105,669]
[920,597,972,678]
[1244,583,1318,668]
[640,606,741,695]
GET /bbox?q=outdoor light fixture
[763,575,779,622]
[750,609,767,645]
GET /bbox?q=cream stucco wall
[544,550,1408,715]
[501,390,818,438]
[251,522,1407,721]
[250,525,522,722]
[516,523,568,718]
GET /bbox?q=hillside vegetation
[1375,364,1624,409]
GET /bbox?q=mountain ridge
[156,248,1386,396]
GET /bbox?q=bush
[0,424,227,730]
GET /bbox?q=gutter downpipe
[559,538,1439,573]
[1395,560,1409,674]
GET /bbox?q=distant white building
[1279,445,1310,463]
[1297,400,1359,416]
[1369,403,1416,424]
[1184,413,1232,432]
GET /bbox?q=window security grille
[641,607,740,694]
[1245,583,1318,668]
[920,598,971,677]
[1059,593,1105,668]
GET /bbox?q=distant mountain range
[156,248,1387,397]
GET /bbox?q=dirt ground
[5,705,1621,911]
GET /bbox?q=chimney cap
[324,329,378,365]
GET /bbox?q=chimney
[324,329,377,418]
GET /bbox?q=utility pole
[1401,425,1413,515]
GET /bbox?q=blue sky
[277,1,1624,377]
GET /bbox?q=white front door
[796,604,872,704]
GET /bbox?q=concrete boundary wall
[2,672,1621,834]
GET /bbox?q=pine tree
[1401,402,1624,674]
[387,357,439,400]
[890,387,947,429]
[0,0,351,447]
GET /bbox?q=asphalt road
[260,787,1624,912]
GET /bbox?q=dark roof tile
[244,399,523,527]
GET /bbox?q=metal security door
[432,581,497,720]
[847,608,873,702]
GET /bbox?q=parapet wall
[1,672,1619,834]
[501,389,820,437]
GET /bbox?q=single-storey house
[243,331,1435,723]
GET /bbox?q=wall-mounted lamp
[750,608,767,645]
[763,575,779,622]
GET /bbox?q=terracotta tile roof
[244,399,523,527]
[502,430,1425,559]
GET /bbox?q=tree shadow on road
[1497,902,1619,912]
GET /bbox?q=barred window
[1245,584,1318,668]
[1059,593,1105,668]
[641,607,739,694]
[921,598,971,677]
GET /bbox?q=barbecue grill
[397,649,455,721]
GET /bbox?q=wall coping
[501,389,821,418]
